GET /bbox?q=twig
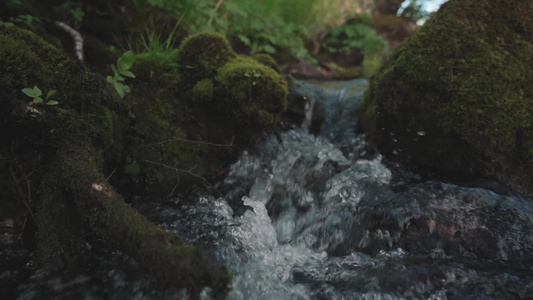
[136,136,234,148]
[105,168,118,182]
[207,0,225,26]
[9,167,36,221]
[55,21,84,61]
[143,160,210,184]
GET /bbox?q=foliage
[324,16,388,56]
[4,0,22,10]
[140,0,359,61]
[107,51,136,99]
[70,8,85,23]
[399,0,433,22]
[136,5,189,55]
[21,86,59,105]
[9,14,40,30]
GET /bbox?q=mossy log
[41,144,231,298]
[0,26,232,298]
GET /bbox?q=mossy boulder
[176,32,288,144]
[116,32,287,195]
[252,54,280,73]
[361,0,533,196]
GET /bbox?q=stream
[5,79,533,299]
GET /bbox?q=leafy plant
[324,17,388,56]
[107,51,136,99]
[243,70,262,86]
[70,8,85,23]
[9,14,40,29]
[22,86,59,106]
[5,0,22,10]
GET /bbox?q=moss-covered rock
[116,32,287,196]
[361,0,533,196]
[0,26,232,297]
[176,32,236,86]
[176,32,288,144]
[192,78,214,101]
[252,54,280,73]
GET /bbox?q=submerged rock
[361,0,533,196]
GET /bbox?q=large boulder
[361,0,533,196]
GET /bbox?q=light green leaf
[22,86,42,98]
[111,64,119,76]
[237,34,251,46]
[33,97,43,104]
[106,75,114,83]
[120,70,135,78]
[46,100,59,106]
[118,51,135,71]
[122,84,131,93]
[114,82,125,98]
[46,90,56,99]
[263,45,276,54]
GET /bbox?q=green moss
[216,56,288,126]
[124,162,141,176]
[192,79,214,102]
[134,51,180,69]
[251,54,280,73]
[176,32,236,86]
[0,26,113,112]
[363,0,533,195]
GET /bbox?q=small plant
[107,51,135,99]
[61,2,85,23]
[22,86,59,105]
[324,19,388,56]
[244,70,262,86]
[9,14,40,29]
[70,8,85,23]
[5,0,22,10]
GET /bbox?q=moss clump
[216,56,288,126]
[362,0,533,195]
[176,32,236,86]
[192,79,214,101]
[252,54,280,73]
[174,32,288,147]
[0,26,113,113]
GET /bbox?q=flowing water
[5,79,533,299]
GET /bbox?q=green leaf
[22,88,36,98]
[46,90,56,99]
[122,85,131,93]
[118,51,135,71]
[46,100,59,106]
[106,75,114,83]
[120,70,135,78]
[111,64,119,76]
[22,86,42,98]
[33,97,43,104]
[237,34,251,46]
[262,45,276,54]
[114,82,125,98]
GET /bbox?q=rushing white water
[12,79,533,299]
